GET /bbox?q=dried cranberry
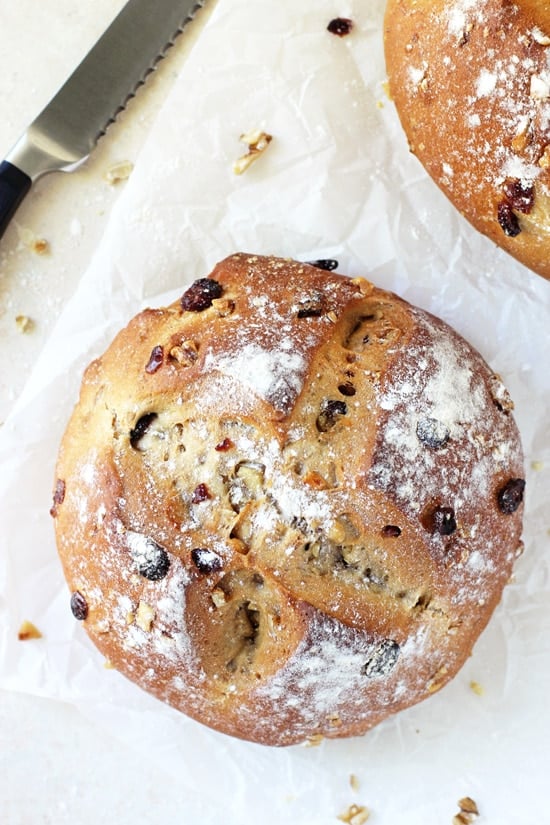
[180,278,223,312]
[497,478,525,514]
[50,478,66,517]
[432,506,457,536]
[416,417,450,449]
[297,290,325,318]
[316,399,347,432]
[192,483,212,503]
[382,525,402,537]
[191,548,223,574]
[215,438,234,452]
[363,639,400,678]
[129,534,170,581]
[129,412,158,449]
[497,201,521,237]
[327,17,353,36]
[70,591,88,621]
[306,259,339,271]
[145,345,164,374]
[503,179,535,214]
[338,382,356,397]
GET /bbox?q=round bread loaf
[385,0,550,280]
[51,253,525,746]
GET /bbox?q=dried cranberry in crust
[316,399,347,432]
[297,290,325,318]
[416,417,450,449]
[180,278,223,312]
[431,506,457,536]
[129,412,158,449]
[50,478,66,517]
[128,533,170,581]
[498,478,525,514]
[215,438,234,452]
[497,201,522,237]
[327,17,353,36]
[306,259,339,271]
[192,483,212,503]
[145,345,164,374]
[70,591,88,621]
[338,382,356,397]
[382,525,402,538]
[191,548,223,574]
[362,639,400,678]
[503,179,535,214]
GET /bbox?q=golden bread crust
[385,0,550,279]
[52,253,524,745]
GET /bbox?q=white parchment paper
[1,0,550,822]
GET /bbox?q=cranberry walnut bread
[385,0,550,280]
[51,253,525,746]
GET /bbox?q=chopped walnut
[104,659,115,669]
[104,160,134,185]
[211,297,235,317]
[539,145,550,167]
[211,588,227,608]
[233,129,273,175]
[169,339,199,366]
[337,804,370,825]
[530,73,550,100]
[32,238,50,255]
[17,620,42,640]
[427,664,449,693]
[458,798,480,816]
[135,601,155,632]
[512,116,532,153]
[304,733,324,747]
[15,315,35,333]
[452,797,480,824]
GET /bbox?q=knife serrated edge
[6,0,208,182]
[96,1,207,142]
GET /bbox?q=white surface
[1,1,549,823]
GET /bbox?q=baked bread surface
[52,253,524,745]
[385,0,550,279]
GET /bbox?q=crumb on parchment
[17,621,42,640]
[337,803,370,824]
[233,129,273,175]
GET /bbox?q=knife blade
[0,0,205,239]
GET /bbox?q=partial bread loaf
[51,253,525,746]
[385,0,550,280]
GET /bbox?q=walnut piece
[233,129,273,175]
[17,620,42,641]
[337,804,370,825]
[104,160,134,185]
[135,601,155,632]
[15,315,35,333]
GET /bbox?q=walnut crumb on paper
[15,314,35,333]
[349,774,360,792]
[17,620,42,640]
[104,160,134,185]
[469,680,484,696]
[233,129,273,175]
[337,803,370,824]
[453,797,480,824]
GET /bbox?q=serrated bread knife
[0,0,205,239]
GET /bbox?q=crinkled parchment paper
[1,0,550,822]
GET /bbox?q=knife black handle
[0,160,32,240]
